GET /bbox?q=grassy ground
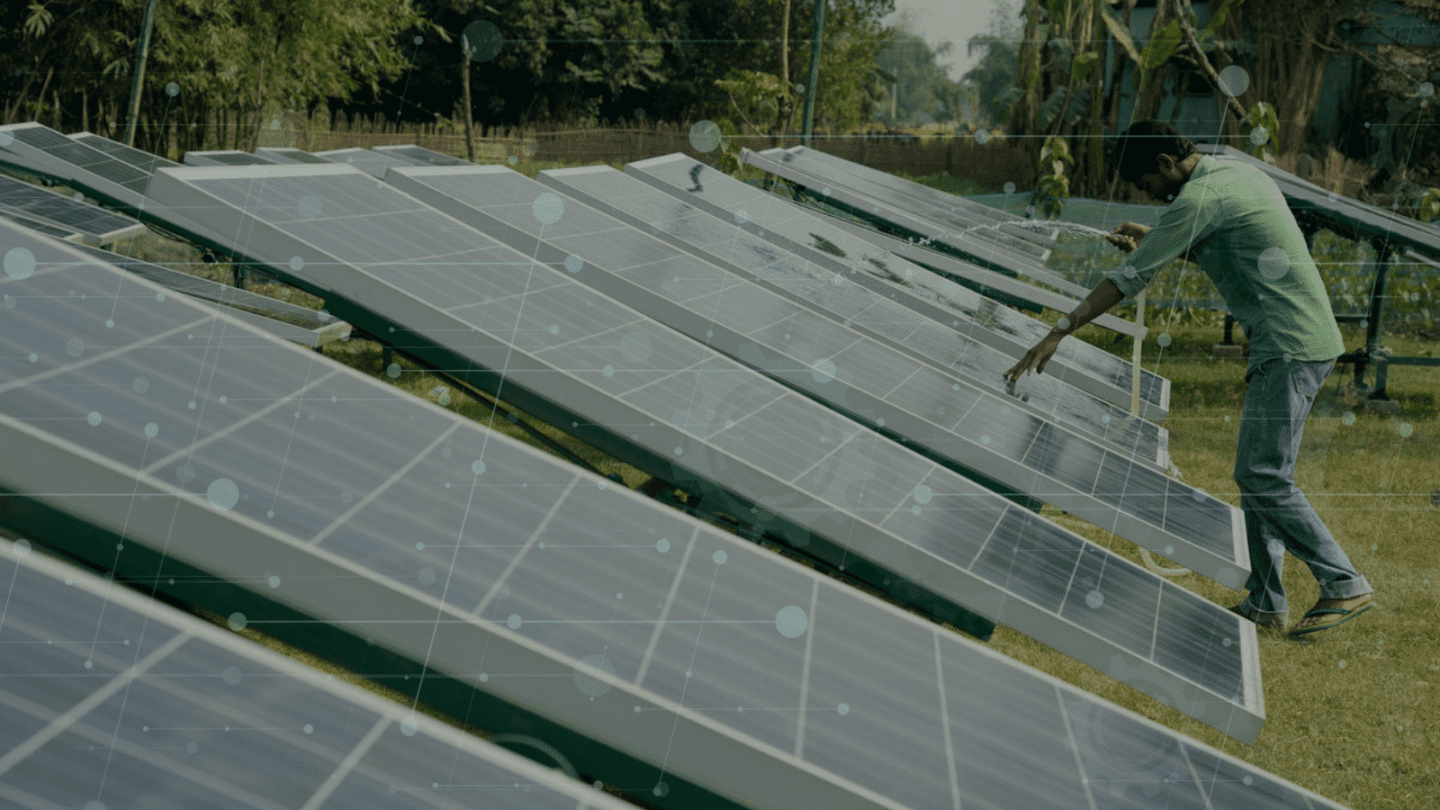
[86,170,1440,808]
[1012,320,1440,810]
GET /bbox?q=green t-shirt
[1105,155,1345,377]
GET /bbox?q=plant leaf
[1140,19,1184,71]
[1100,8,1142,65]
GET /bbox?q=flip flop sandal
[1288,598,1375,637]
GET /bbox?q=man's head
[1114,121,1198,201]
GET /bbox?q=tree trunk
[461,46,476,162]
[1087,0,1106,197]
[1008,0,1044,137]
[774,0,794,147]
[1131,0,1173,122]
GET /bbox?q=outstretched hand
[1105,221,1151,253]
[1004,332,1064,384]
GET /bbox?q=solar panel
[0,224,1334,807]
[782,146,1057,242]
[0,124,229,252]
[390,166,1248,592]
[1195,143,1440,257]
[183,150,277,166]
[67,130,182,182]
[630,153,1145,347]
[372,144,472,167]
[70,243,350,346]
[0,173,147,245]
[314,147,419,178]
[735,161,1170,421]
[595,154,1169,422]
[255,147,333,165]
[0,539,648,810]
[434,164,1168,465]
[743,146,1093,298]
[0,205,85,242]
[146,164,1261,740]
[0,124,155,196]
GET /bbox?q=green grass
[1010,320,1440,810]
[91,177,1440,809]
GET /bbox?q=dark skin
[1003,152,1202,383]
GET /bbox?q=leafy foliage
[1035,134,1073,217]
[1243,100,1281,163]
[875,16,969,126]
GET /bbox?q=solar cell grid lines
[0,173,147,246]
[145,163,1261,741]
[744,146,1091,298]
[0,124,155,196]
[0,207,85,242]
[183,149,278,166]
[583,155,1170,429]
[390,165,1248,589]
[632,153,1146,338]
[0,221,1340,808]
[780,145,1060,253]
[0,539,648,810]
[0,124,229,254]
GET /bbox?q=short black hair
[1114,121,1197,184]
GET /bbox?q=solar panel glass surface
[0,173,146,245]
[552,158,1172,432]
[772,146,1061,259]
[0,207,84,241]
[144,165,1260,739]
[372,144,472,167]
[255,147,334,165]
[782,145,1059,251]
[314,147,419,177]
[0,539,647,810]
[184,150,277,166]
[390,166,1246,586]
[745,147,1088,297]
[0,223,1327,806]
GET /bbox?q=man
[1004,121,1374,637]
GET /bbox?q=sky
[884,0,1014,81]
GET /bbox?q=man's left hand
[1004,331,1065,384]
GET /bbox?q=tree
[876,13,969,126]
[962,0,1022,126]
[2,0,432,155]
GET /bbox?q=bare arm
[1004,278,1126,383]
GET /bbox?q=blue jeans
[1235,357,1372,616]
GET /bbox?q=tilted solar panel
[70,243,350,345]
[390,166,1248,593]
[372,143,473,167]
[0,173,147,245]
[550,157,1171,427]
[778,145,1060,252]
[0,225,1343,808]
[184,150,278,166]
[0,124,153,196]
[255,147,333,165]
[742,146,1091,298]
[0,538,648,810]
[0,124,229,253]
[146,165,1262,740]
[0,205,85,242]
[314,147,419,178]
